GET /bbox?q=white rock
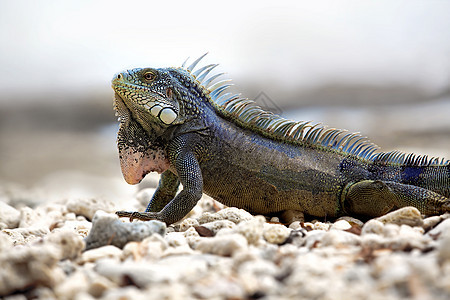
[0,242,65,295]
[361,233,385,249]
[361,219,385,235]
[422,215,443,230]
[234,215,265,245]
[263,223,290,244]
[0,231,13,251]
[54,269,90,299]
[438,230,450,263]
[178,218,200,232]
[165,232,188,248]
[303,230,326,249]
[382,223,400,238]
[313,221,331,231]
[0,201,20,228]
[83,211,166,250]
[19,204,67,229]
[198,207,253,225]
[330,220,352,231]
[184,226,201,249]
[336,216,364,227]
[288,221,302,230]
[79,245,123,264]
[216,207,254,224]
[427,218,450,239]
[137,234,169,260]
[197,211,221,224]
[237,259,280,295]
[66,198,116,221]
[200,220,235,234]
[376,206,423,227]
[57,219,92,238]
[101,286,147,300]
[196,233,248,256]
[321,229,361,247]
[45,229,85,260]
[2,226,50,245]
[95,255,209,287]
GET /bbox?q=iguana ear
[143,88,180,126]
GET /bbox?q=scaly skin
[112,57,450,225]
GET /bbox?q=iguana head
[111,67,187,184]
[111,61,215,184]
[112,67,184,132]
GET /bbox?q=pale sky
[0,0,449,100]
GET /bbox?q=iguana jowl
[112,54,450,225]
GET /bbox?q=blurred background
[0,0,449,201]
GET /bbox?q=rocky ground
[1,181,450,300]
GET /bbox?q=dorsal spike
[208,79,233,92]
[214,92,233,105]
[210,84,233,99]
[334,132,353,150]
[203,72,226,87]
[196,64,219,82]
[181,56,190,68]
[192,64,216,78]
[187,53,208,71]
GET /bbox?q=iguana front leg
[145,170,180,212]
[116,135,203,224]
[342,180,450,217]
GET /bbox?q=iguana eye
[143,71,156,81]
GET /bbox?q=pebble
[197,207,253,224]
[376,206,424,227]
[196,233,248,256]
[79,245,123,264]
[321,228,361,247]
[178,217,200,231]
[83,211,166,250]
[263,223,291,244]
[330,219,352,231]
[437,230,450,263]
[2,185,450,299]
[66,197,116,221]
[0,240,65,295]
[200,219,236,234]
[234,215,265,245]
[0,201,20,229]
[427,218,450,239]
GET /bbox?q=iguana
[112,54,450,225]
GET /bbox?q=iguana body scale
[112,55,450,224]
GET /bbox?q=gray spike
[196,64,219,82]
[192,64,216,78]
[187,52,208,71]
[346,137,366,154]
[203,72,225,87]
[207,79,232,92]
[210,84,233,99]
[333,132,352,149]
[214,92,233,105]
[181,56,190,68]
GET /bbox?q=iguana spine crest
[183,54,449,167]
